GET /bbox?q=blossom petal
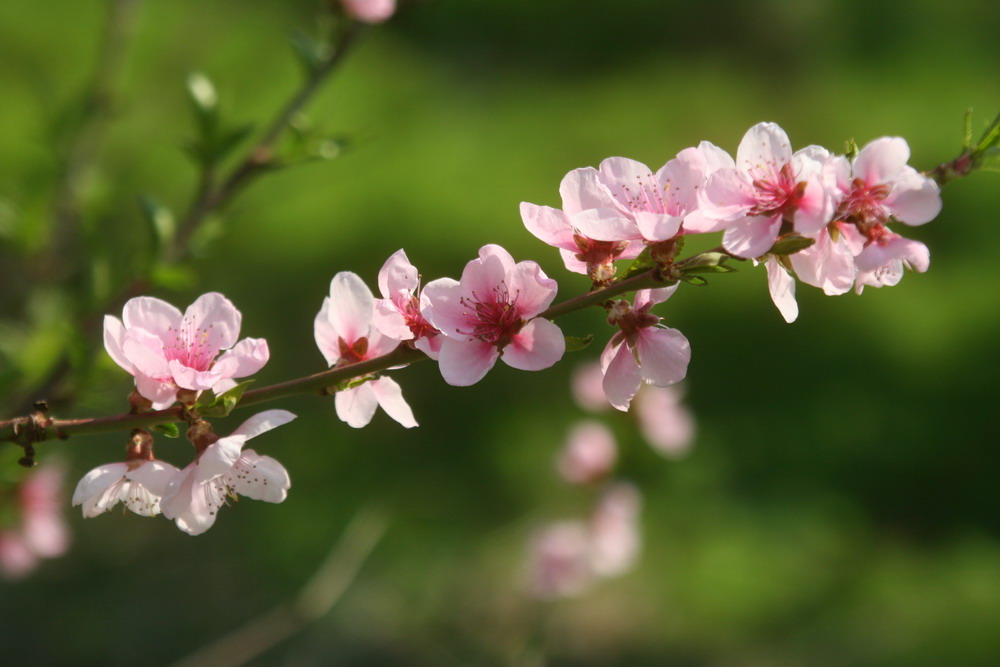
[122,296,181,339]
[520,202,576,250]
[213,337,270,380]
[506,261,558,318]
[854,136,909,186]
[197,437,247,481]
[372,299,414,341]
[437,338,498,386]
[229,409,298,441]
[421,277,467,338]
[737,122,792,173]
[722,215,782,258]
[184,292,242,352]
[103,316,133,373]
[326,272,374,343]
[72,463,128,516]
[314,297,341,367]
[460,245,515,297]
[336,384,379,428]
[559,166,616,214]
[636,326,691,387]
[601,341,642,412]
[371,376,418,428]
[504,318,566,371]
[133,372,177,409]
[766,257,799,323]
[226,449,290,503]
[378,249,419,297]
[126,460,181,498]
[884,168,942,225]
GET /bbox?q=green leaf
[140,195,176,254]
[150,263,196,290]
[621,247,655,279]
[681,274,709,286]
[678,251,739,274]
[976,146,1000,172]
[564,334,594,353]
[845,138,860,161]
[152,423,181,439]
[975,109,1000,152]
[199,380,255,417]
[290,31,331,76]
[768,234,815,256]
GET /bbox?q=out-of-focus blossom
[161,410,295,536]
[423,244,565,386]
[634,385,695,458]
[571,361,611,413]
[341,0,395,23]
[526,521,595,599]
[315,272,418,428]
[589,483,642,577]
[601,285,690,411]
[104,293,269,409]
[372,249,442,359]
[556,421,617,485]
[1,464,70,579]
[526,484,643,599]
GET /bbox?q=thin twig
[167,507,388,667]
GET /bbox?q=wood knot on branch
[13,401,53,467]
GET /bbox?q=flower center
[458,281,523,349]
[164,318,219,371]
[607,300,659,345]
[400,296,438,340]
[610,172,667,214]
[338,337,369,365]
[838,178,891,226]
[748,162,806,219]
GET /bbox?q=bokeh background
[2,0,999,664]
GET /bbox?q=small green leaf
[199,381,254,417]
[963,108,973,150]
[976,146,1000,172]
[845,138,860,161]
[150,263,196,290]
[140,195,176,254]
[769,234,815,256]
[678,251,739,274]
[621,247,655,279]
[681,274,709,286]
[290,31,331,76]
[152,423,181,438]
[564,334,594,353]
[975,109,1000,152]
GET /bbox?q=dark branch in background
[16,14,366,416]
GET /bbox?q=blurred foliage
[1,0,999,664]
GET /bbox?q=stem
[168,22,365,262]
[0,267,669,445]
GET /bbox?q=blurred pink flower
[422,244,565,386]
[161,410,295,536]
[634,385,695,458]
[104,292,269,409]
[571,361,611,413]
[315,272,418,428]
[341,0,395,23]
[1,464,70,579]
[589,483,642,577]
[556,421,617,485]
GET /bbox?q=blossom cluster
[64,120,942,542]
[521,122,942,324]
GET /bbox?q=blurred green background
[1,0,999,664]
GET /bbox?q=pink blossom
[315,272,418,428]
[520,165,644,282]
[634,385,695,458]
[104,292,269,409]
[422,244,566,386]
[1,465,70,579]
[600,285,691,411]
[372,249,442,360]
[571,361,612,413]
[854,232,930,293]
[788,221,865,298]
[698,122,836,258]
[526,521,595,599]
[72,459,180,518]
[160,410,295,535]
[764,256,799,323]
[556,421,617,485]
[589,483,642,577]
[341,0,395,23]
